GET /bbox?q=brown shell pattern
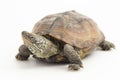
[32,10,105,49]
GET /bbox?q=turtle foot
[99,41,115,51]
[16,53,29,60]
[68,64,83,71]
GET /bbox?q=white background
[0,0,120,80]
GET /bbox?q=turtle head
[22,31,58,58]
[22,31,46,57]
[22,31,42,45]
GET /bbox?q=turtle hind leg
[16,44,32,60]
[99,41,115,51]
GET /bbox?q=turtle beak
[22,31,37,44]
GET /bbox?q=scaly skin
[64,44,83,70]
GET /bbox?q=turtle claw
[68,64,82,71]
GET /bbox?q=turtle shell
[32,10,105,49]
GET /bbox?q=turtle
[16,10,115,70]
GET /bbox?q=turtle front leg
[64,44,83,71]
[99,41,115,51]
[16,44,32,60]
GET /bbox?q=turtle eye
[30,36,34,39]
[29,36,36,43]
[29,35,35,40]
